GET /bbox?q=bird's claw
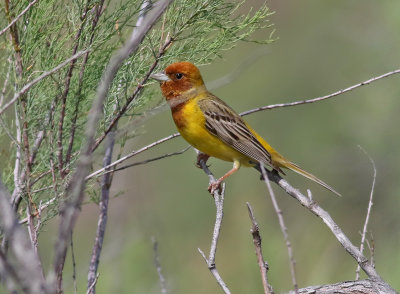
[208,181,222,195]
[196,153,210,169]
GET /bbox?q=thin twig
[86,133,181,180]
[65,1,105,166]
[0,56,12,106]
[19,196,56,224]
[86,273,99,294]
[58,0,99,177]
[0,0,38,37]
[91,36,174,151]
[260,165,298,294]
[355,146,377,280]
[99,146,190,177]
[197,154,231,294]
[87,129,115,294]
[240,69,400,116]
[152,237,167,294]
[0,50,89,116]
[246,202,274,294]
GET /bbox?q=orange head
[151,62,206,104]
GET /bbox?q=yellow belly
[172,99,253,166]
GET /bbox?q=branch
[87,128,115,294]
[197,154,231,294]
[246,202,274,294]
[355,146,377,280]
[240,68,400,116]
[0,0,38,37]
[52,1,174,292]
[263,170,396,293]
[260,165,298,293]
[0,180,49,294]
[0,50,89,116]
[286,279,393,294]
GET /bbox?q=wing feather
[198,96,272,167]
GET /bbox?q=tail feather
[283,161,341,197]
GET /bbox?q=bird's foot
[196,153,210,169]
[208,180,222,195]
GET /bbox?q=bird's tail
[279,160,341,197]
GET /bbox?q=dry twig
[355,146,377,280]
[260,166,298,294]
[246,202,274,294]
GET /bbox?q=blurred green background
[32,0,400,293]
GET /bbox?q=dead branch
[263,170,396,294]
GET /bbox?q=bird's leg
[196,152,210,168]
[208,160,240,194]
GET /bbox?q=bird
[151,61,340,196]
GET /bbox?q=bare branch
[197,154,231,294]
[152,237,167,294]
[0,50,89,116]
[263,170,396,293]
[260,165,298,294]
[87,130,115,294]
[240,68,400,116]
[355,146,377,280]
[0,0,38,37]
[246,202,274,294]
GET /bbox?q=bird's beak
[150,72,170,82]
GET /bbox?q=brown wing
[197,95,273,167]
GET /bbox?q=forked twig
[246,202,274,294]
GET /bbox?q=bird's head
[151,62,206,104]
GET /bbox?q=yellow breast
[171,96,252,165]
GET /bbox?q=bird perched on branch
[151,61,340,196]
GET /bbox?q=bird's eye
[175,73,183,80]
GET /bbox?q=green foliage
[0,0,273,222]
